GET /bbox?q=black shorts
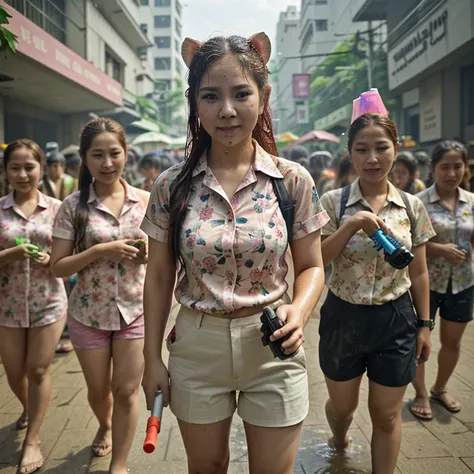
[319,291,417,387]
[430,280,474,324]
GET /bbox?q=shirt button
[227,218,232,223]
[110,263,116,269]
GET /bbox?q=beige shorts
[168,306,309,427]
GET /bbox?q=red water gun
[143,391,163,454]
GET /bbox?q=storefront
[0,2,123,147]
[387,0,474,146]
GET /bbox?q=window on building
[315,19,328,31]
[176,0,182,16]
[154,36,171,48]
[175,39,180,54]
[140,0,149,5]
[175,19,181,37]
[462,65,474,125]
[155,57,171,70]
[315,0,328,4]
[105,50,123,84]
[155,0,171,6]
[154,15,171,28]
[176,61,182,75]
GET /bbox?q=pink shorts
[68,315,144,350]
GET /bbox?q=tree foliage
[0,5,18,56]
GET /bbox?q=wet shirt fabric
[53,179,149,330]
[141,141,329,315]
[0,191,67,328]
[417,185,474,295]
[320,179,436,305]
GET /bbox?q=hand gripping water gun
[15,237,41,260]
[370,229,414,270]
[143,391,163,454]
[260,307,296,361]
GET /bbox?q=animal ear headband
[181,32,271,69]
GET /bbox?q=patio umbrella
[293,130,340,146]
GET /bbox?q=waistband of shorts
[328,291,412,310]
[177,306,262,329]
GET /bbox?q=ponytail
[75,164,93,252]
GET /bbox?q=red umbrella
[293,130,340,146]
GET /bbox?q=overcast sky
[182,0,299,52]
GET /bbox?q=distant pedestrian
[319,104,434,474]
[392,151,425,194]
[411,141,474,420]
[141,32,328,474]
[50,118,149,474]
[40,150,78,200]
[0,139,68,474]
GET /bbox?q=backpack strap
[271,177,294,245]
[398,189,415,237]
[336,184,352,228]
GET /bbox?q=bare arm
[408,244,432,363]
[290,230,325,325]
[426,242,446,257]
[143,238,176,361]
[50,238,139,278]
[50,238,102,278]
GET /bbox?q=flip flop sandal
[16,414,28,430]
[430,390,461,413]
[409,401,433,421]
[55,342,74,354]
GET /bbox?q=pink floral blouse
[417,185,474,294]
[141,141,329,314]
[53,179,149,330]
[0,191,67,328]
[321,179,436,305]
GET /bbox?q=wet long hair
[75,118,127,252]
[168,35,277,266]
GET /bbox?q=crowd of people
[0,31,473,474]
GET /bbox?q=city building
[141,0,185,131]
[274,6,301,134]
[0,0,154,148]
[354,0,474,146]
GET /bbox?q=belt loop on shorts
[195,312,204,329]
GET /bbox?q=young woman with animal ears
[140,33,329,474]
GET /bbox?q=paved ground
[2,297,474,474]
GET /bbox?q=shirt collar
[347,178,406,208]
[87,178,139,204]
[191,140,283,179]
[428,184,469,204]
[2,191,49,210]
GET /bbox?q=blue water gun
[370,229,414,269]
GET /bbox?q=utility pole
[367,21,374,89]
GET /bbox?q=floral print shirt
[53,179,149,330]
[321,179,436,305]
[0,191,67,328]
[417,185,474,294]
[141,141,329,314]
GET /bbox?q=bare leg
[324,375,362,450]
[369,381,407,474]
[108,338,144,474]
[20,317,65,473]
[410,364,432,420]
[178,417,233,474]
[244,421,302,474]
[74,345,113,457]
[0,327,28,428]
[431,319,467,411]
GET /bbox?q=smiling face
[433,150,466,193]
[350,125,398,185]
[84,132,127,184]
[197,54,266,149]
[6,147,42,195]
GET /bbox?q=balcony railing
[5,0,66,44]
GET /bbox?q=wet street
[1,297,474,473]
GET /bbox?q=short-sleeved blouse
[417,185,474,294]
[53,179,149,330]
[0,191,67,328]
[320,179,436,305]
[141,142,329,314]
